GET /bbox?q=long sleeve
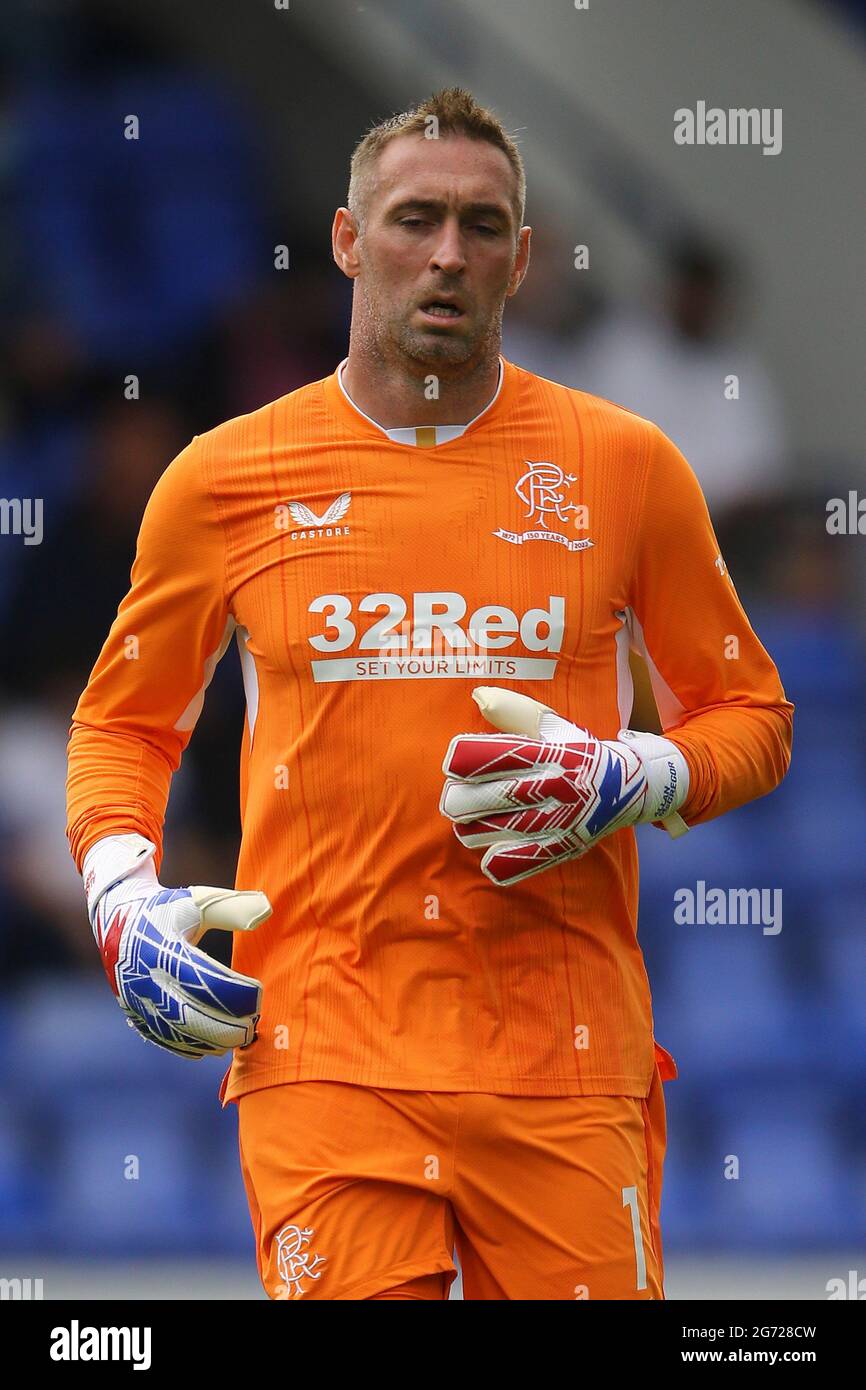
[627,422,793,825]
[66,438,233,873]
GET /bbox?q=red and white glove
[440,687,689,886]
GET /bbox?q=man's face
[340,133,530,375]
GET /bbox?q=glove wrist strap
[83,833,158,926]
[616,730,690,830]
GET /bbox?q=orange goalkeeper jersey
[67,358,793,1100]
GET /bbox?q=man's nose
[429,220,466,275]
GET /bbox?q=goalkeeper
[67,88,792,1301]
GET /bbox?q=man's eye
[400,218,428,229]
[472,225,499,236]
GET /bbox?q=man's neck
[340,346,502,428]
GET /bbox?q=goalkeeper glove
[83,833,271,1059]
[440,686,690,886]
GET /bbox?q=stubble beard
[357,278,504,383]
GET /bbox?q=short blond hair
[348,87,526,232]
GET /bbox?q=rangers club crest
[494,461,593,554]
[274,1223,327,1299]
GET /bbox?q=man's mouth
[418,298,466,321]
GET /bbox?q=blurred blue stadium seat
[1,978,241,1254]
[15,75,266,363]
[698,1084,860,1248]
[48,1088,202,1254]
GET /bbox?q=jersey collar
[324,355,514,448]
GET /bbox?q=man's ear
[332,207,361,279]
[507,225,531,297]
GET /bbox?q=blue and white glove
[84,833,271,1059]
[441,687,690,886]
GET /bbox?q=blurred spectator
[716,487,854,616]
[214,260,349,416]
[0,391,191,708]
[0,388,249,979]
[0,391,191,975]
[502,226,602,383]
[564,236,788,516]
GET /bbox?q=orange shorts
[234,1045,675,1301]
